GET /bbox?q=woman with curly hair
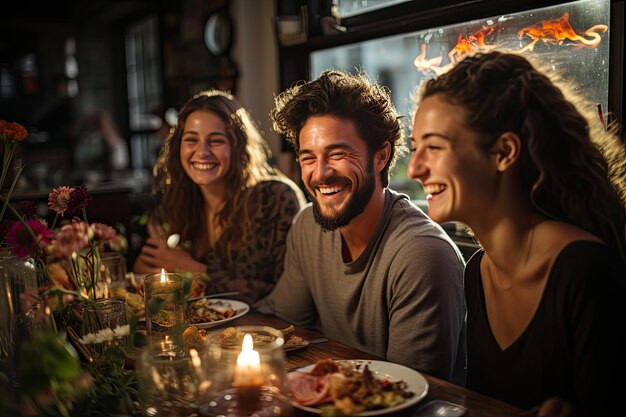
[133,90,305,304]
[408,51,625,416]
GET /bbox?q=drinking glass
[98,252,127,298]
[143,272,186,350]
[0,252,38,362]
[0,250,51,386]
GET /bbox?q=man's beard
[307,163,376,232]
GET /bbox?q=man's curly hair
[271,69,407,187]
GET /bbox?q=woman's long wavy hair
[418,51,626,262]
[153,90,289,260]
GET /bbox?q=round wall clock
[204,10,233,56]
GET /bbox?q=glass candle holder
[143,271,186,350]
[197,325,293,417]
[81,298,128,359]
[136,346,204,417]
[83,298,127,333]
[0,251,37,364]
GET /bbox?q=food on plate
[111,287,144,319]
[183,325,206,347]
[288,358,414,415]
[182,324,305,350]
[220,324,296,346]
[188,299,237,324]
[283,335,308,351]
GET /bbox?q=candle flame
[160,268,167,282]
[160,335,174,353]
[189,348,201,368]
[237,334,260,370]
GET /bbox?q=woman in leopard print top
[133,90,305,304]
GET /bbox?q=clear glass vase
[0,248,41,386]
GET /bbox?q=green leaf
[147,296,165,315]
[19,332,82,393]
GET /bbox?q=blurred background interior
[1,0,624,264]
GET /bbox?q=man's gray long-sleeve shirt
[256,189,466,383]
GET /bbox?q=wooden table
[237,311,529,417]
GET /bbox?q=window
[337,0,412,18]
[125,14,163,171]
[311,0,610,199]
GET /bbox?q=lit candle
[160,335,175,353]
[156,268,176,292]
[234,334,263,413]
[235,334,262,385]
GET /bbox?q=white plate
[290,359,429,416]
[188,298,250,329]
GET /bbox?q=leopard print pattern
[199,179,304,305]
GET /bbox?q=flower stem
[50,212,60,230]
[91,246,100,299]
[0,158,23,223]
[0,142,15,191]
[0,193,39,245]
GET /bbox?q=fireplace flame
[517,12,607,53]
[414,25,497,76]
[448,25,497,63]
[414,10,607,76]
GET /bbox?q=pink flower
[48,186,73,216]
[5,218,54,259]
[90,223,117,241]
[48,221,90,260]
[91,223,127,252]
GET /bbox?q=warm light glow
[160,335,174,353]
[237,334,260,370]
[189,348,201,368]
[517,12,607,53]
[235,334,262,387]
[160,268,167,282]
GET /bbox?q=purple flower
[16,200,37,218]
[66,185,92,216]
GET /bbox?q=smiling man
[255,70,466,384]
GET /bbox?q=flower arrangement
[3,184,127,300]
[1,120,139,416]
[0,119,29,224]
